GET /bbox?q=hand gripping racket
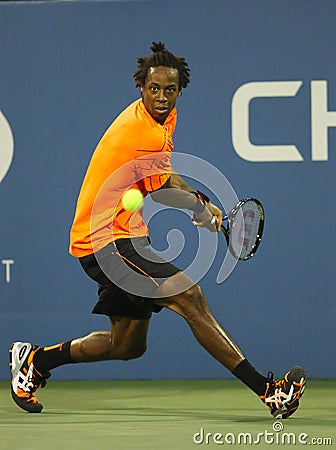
[220,198,264,261]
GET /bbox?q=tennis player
[9,42,306,417]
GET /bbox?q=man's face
[141,66,181,124]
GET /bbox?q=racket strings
[229,201,262,259]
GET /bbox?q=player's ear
[178,90,182,96]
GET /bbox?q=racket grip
[191,216,216,226]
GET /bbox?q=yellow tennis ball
[122,188,144,211]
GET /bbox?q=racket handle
[191,216,216,226]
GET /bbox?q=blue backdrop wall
[0,0,335,380]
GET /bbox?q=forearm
[150,172,201,211]
[150,172,222,232]
[151,185,200,210]
[168,172,194,193]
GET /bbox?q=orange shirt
[69,99,176,257]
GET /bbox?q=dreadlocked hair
[133,41,190,90]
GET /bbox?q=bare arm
[150,172,222,232]
[168,172,194,192]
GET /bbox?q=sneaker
[260,366,306,419]
[9,342,50,413]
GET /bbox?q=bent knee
[180,285,208,314]
[159,283,208,318]
[184,284,204,302]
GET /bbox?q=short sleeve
[135,152,172,193]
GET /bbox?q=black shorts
[79,237,180,320]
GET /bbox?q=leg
[70,316,150,362]
[153,271,306,419]
[9,316,150,413]
[154,272,244,371]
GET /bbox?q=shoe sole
[10,386,43,413]
[273,365,306,419]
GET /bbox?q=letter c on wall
[231,81,303,162]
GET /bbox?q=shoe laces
[267,371,287,388]
[264,371,293,407]
[26,366,51,393]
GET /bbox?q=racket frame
[221,197,264,261]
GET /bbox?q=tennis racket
[221,198,264,261]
